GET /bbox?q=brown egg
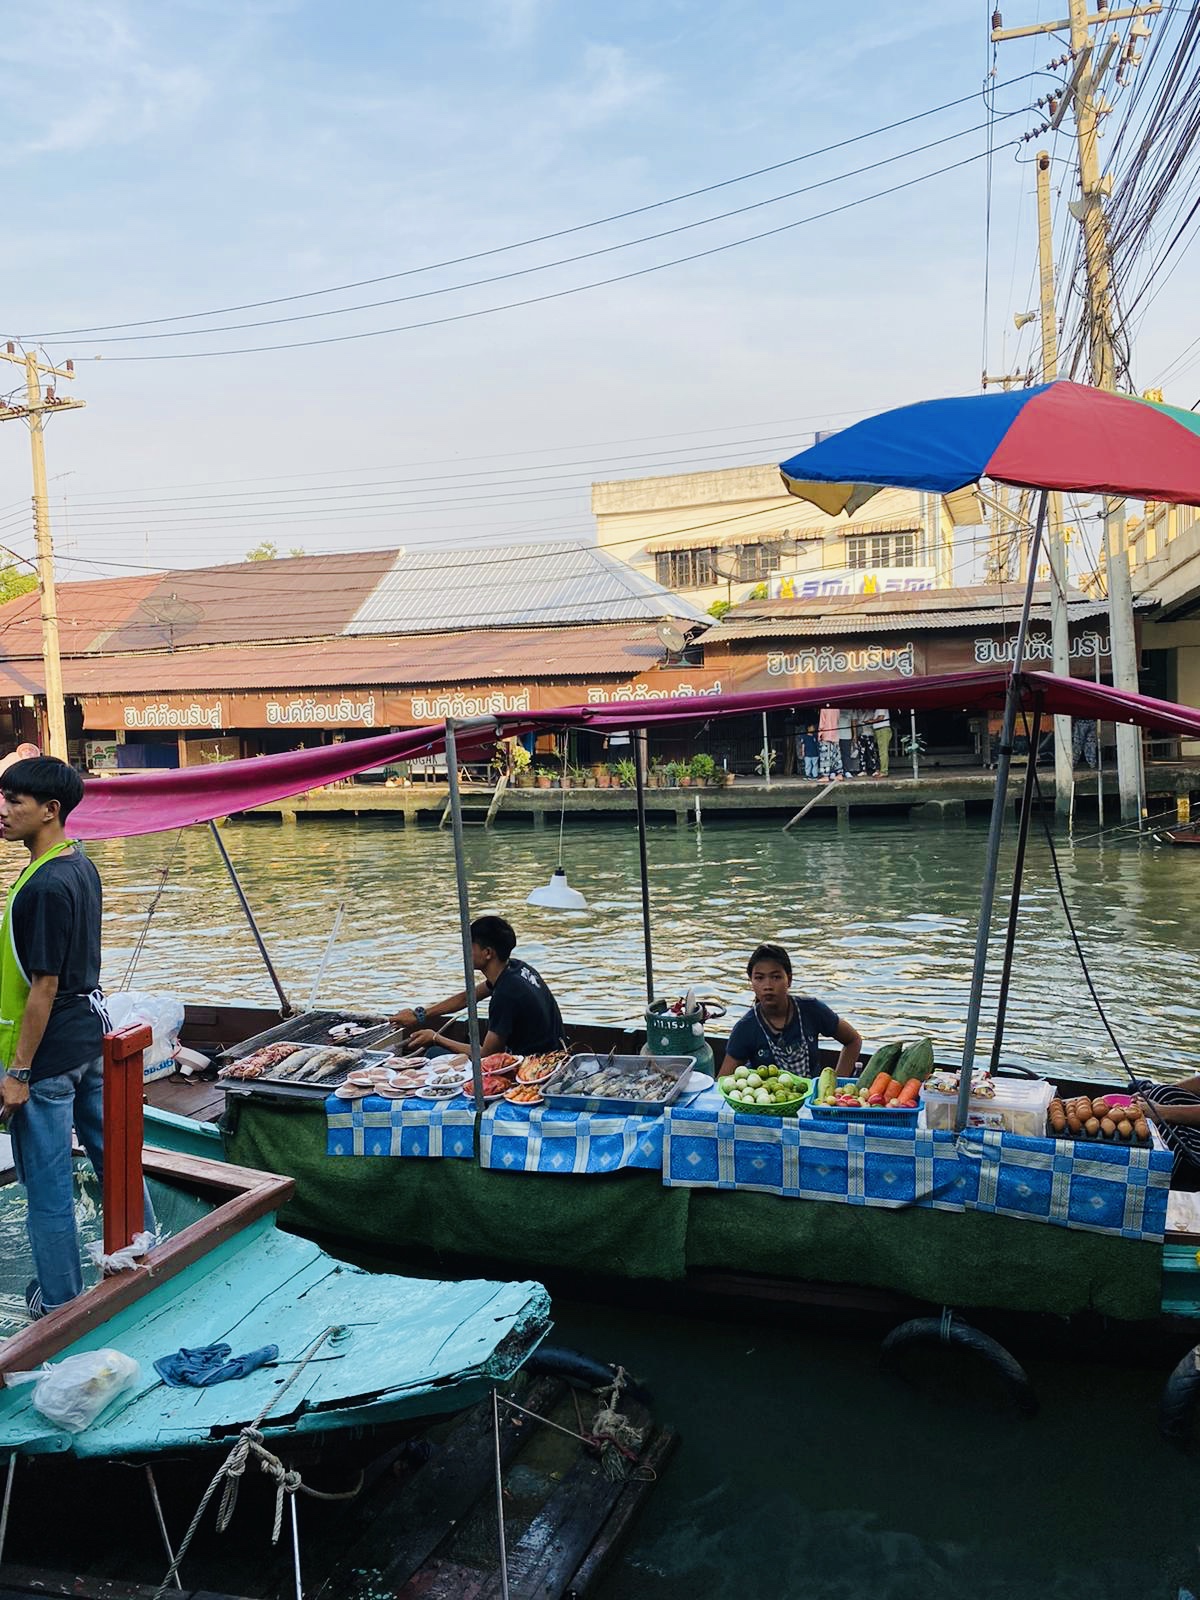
[1066,1113,1083,1134]
[1116,1120,1134,1140]
[1092,1099,1110,1117]
[1077,1100,1093,1121]
[1085,1117,1101,1136]
[1100,1117,1116,1138]
[1133,1119,1149,1141]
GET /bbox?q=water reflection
[17,816,1195,1081]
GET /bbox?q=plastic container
[807,1077,922,1129]
[923,1075,1055,1135]
[719,1074,811,1118]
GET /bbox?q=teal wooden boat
[0,1145,551,1459]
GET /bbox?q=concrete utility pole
[0,345,85,760]
[991,0,1157,821]
[1035,150,1074,816]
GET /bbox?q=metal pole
[144,1467,183,1590]
[0,1452,16,1568]
[761,712,772,787]
[209,821,294,1015]
[910,710,919,781]
[307,900,345,1011]
[492,1388,511,1600]
[288,1493,303,1600]
[956,490,1049,1131]
[988,698,1044,1073]
[634,728,654,1004]
[445,721,485,1111]
[1095,648,1105,829]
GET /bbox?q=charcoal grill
[216,1009,408,1102]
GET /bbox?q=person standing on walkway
[817,707,843,780]
[796,724,820,779]
[869,709,893,776]
[837,710,859,778]
[0,757,117,1320]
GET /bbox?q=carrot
[883,1077,905,1103]
[867,1073,893,1105]
[897,1077,921,1107]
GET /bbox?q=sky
[0,0,1195,584]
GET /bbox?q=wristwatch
[6,1067,30,1083]
[413,1006,427,1025]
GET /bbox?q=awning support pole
[988,695,1044,1074]
[956,489,1048,1131]
[445,720,485,1112]
[634,728,654,1004]
[209,820,294,1016]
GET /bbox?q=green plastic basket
[718,1075,812,1118]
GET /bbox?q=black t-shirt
[486,958,563,1056]
[12,849,104,1082]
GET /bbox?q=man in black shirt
[0,758,111,1318]
[393,915,563,1058]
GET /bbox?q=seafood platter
[499,1051,570,1108]
[214,1009,403,1101]
[331,1050,528,1104]
[543,1053,696,1115]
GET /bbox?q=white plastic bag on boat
[104,991,186,1079]
[5,1349,140,1432]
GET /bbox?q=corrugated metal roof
[346,541,709,634]
[0,622,672,700]
[0,552,399,658]
[711,593,1154,644]
[725,584,1070,622]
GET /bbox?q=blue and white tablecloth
[325,1093,667,1174]
[663,1094,1173,1241]
[326,1094,476,1159]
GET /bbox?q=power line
[85,145,1017,362]
[20,74,1042,341]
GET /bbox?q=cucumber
[856,1041,903,1090]
[893,1038,935,1085]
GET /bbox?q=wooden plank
[477,1446,628,1599]
[565,1426,678,1598]
[144,1076,225,1124]
[0,1154,293,1374]
[0,1565,254,1600]
[326,1378,562,1600]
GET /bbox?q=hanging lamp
[527,736,589,911]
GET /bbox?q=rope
[119,829,184,991]
[939,1307,954,1343]
[498,1366,650,1484]
[150,1327,360,1600]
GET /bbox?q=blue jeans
[803,756,819,778]
[10,1057,154,1311]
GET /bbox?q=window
[735,540,783,581]
[655,547,717,589]
[846,530,921,569]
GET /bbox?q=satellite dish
[656,621,687,655]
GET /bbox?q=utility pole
[0,345,84,760]
[1035,150,1074,816]
[991,1,1157,821]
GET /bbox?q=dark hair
[471,914,517,961]
[747,942,792,979]
[1,757,85,822]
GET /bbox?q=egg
[1066,1113,1083,1134]
[1116,1120,1134,1140]
[1085,1117,1101,1136]
[1100,1117,1116,1138]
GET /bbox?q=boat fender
[1159,1346,1200,1448]
[524,1345,652,1405]
[880,1314,1038,1417]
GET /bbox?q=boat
[1153,822,1200,846]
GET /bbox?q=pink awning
[67,670,1200,841]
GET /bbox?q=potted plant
[591,761,607,783]
[723,764,737,786]
[663,760,681,788]
[505,743,532,787]
[570,765,590,789]
[534,766,554,789]
[596,765,612,789]
[614,758,637,789]
[754,748,776,780]
[690,753,717,786]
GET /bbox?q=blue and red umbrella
[779,378,1200,510]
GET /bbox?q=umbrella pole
[209,820,294,1016]
[445,720,485,1112]
[634,727,654,1004]
[988,695,1044,1073]
[956,490,1049,1130]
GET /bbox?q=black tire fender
[1159,1346,1200,1447]
[523,1345,652,1405]
[880,1314,1039,1417]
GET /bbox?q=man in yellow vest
[0,757,111,1320]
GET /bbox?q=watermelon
[856,1041,903,1091]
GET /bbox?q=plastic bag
[5,1349,140,1432]
[86,1229,157,1276]
[104,991,186,1077]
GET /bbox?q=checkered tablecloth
[326,1093,476,1159]
[663,1093,1173,1241]
[325,1093,667,1173]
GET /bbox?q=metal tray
[218,1044,394,1102]
[215,1010,393,1065]
[543,1053,696,1116]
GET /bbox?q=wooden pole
[102,1022,150,1255]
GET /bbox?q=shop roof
[345,541,709,634]
[0,621,674,701]
[711,586,1155,643]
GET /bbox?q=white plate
[415,1084,467,1101]
[686,1071,715,1093]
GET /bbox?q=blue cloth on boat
[663,1091,1173,1241]
[154,1342,279,1388]
[326,1092,477,1159]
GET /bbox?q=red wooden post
[102,1023,151,1255]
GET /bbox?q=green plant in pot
[614,758,638,789]
[690,753,717,785]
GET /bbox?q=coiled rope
[151,1326,361,1600]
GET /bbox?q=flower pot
[597,774,612,788]
[724,771,737,786]
[680,775,692,787]
[535,776,551,789]
[516,774,533,788]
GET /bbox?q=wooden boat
[1154,822,1200,846]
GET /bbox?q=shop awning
[68,670,1200,841]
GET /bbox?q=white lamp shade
[526,866,589,910]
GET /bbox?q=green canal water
[74,816,1200,1595]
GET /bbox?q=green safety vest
[0,841,75,1072]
